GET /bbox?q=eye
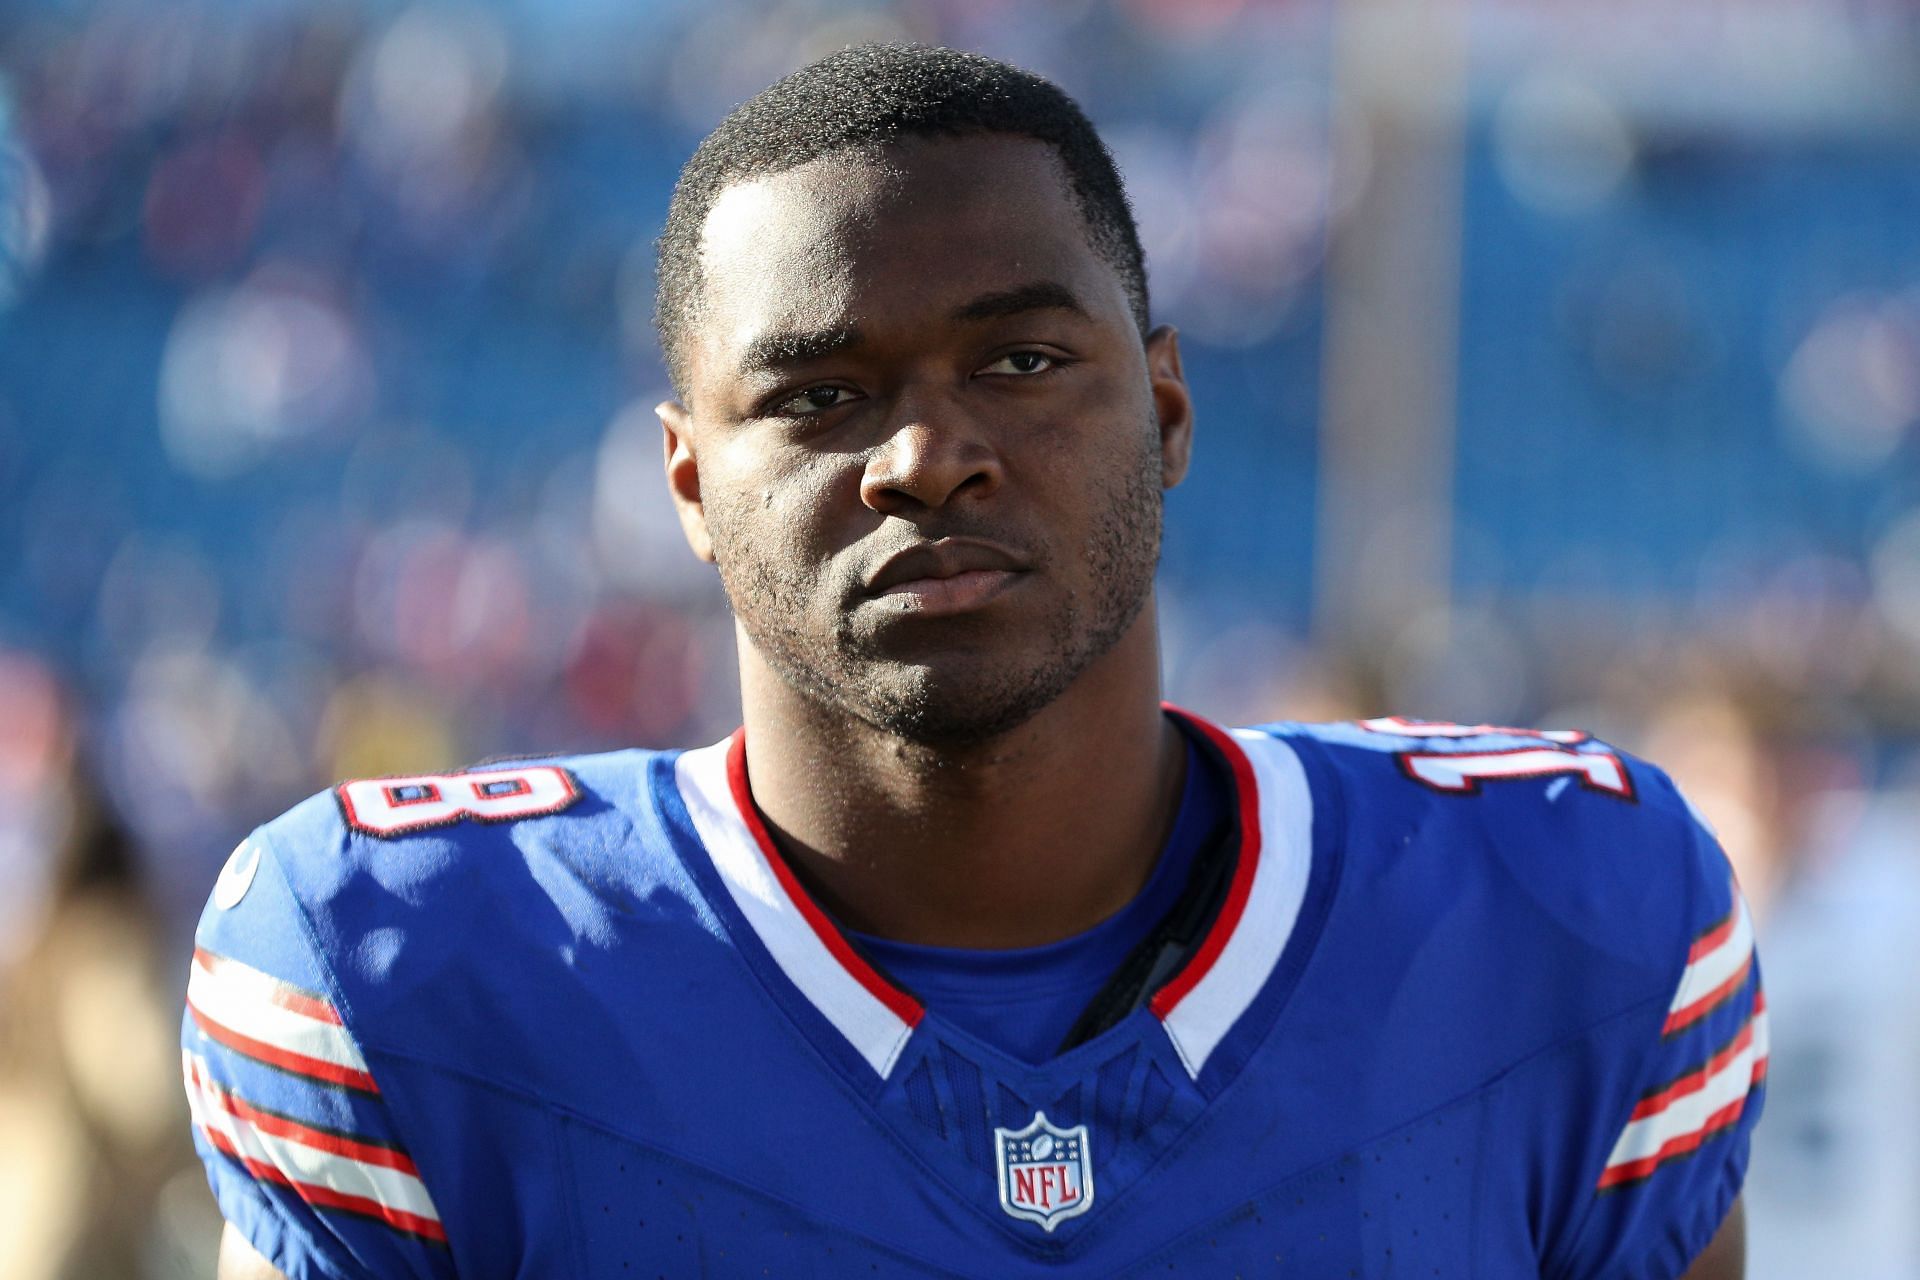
[769,384,859,417]
[979,350,1060,377]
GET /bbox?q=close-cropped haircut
[654,43,1149,402]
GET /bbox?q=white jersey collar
[672,708,1316,1081]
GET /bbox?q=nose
[858,398,1004,515]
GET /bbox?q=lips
[862,539,1031,613]
[864,538,1030,594]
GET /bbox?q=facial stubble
[708,424,1167,748]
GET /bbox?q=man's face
[662,134,1191,745]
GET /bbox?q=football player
[189,45,1761,1278]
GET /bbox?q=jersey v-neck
[666,704,1327,1089]
[845,732,1229,1064]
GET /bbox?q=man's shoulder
[183,743,732,1272]
[1243,717,1733,1037]
[1248,715,1708,888]
[1234,721,1763,1278]
[224,745,714,1044]
[254,744,683,892]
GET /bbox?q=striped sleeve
[1598,893,1767,1192]
[182,833,453,1279]
[1557,808,1767,1280]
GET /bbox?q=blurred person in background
[0,652,214,1280]
[1742,768,1920,1279]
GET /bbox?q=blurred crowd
[1,0,1918,1275]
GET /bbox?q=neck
[736,606,1186,949]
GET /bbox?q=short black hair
[654,43,1149,401]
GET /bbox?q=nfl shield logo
[994,1111,1094,1231]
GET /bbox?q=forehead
[688,135,1124,389]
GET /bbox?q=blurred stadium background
[2,0,1917,1275]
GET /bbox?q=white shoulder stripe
[1664,891,1755,1033]
[1601,997,1768,1187]
[674,738,916,1079]
[184,1051,442,1233]
[186,949,375,1088]
[1159,731,1314,1079]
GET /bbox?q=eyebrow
[730,280,1088,377]
[950,280,1088,324]
[735,325,864,377]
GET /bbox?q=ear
[1145,324,1193,489]
[659,400,715,563]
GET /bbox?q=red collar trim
[1147,703,1262,1021]
[723,705,1262,1034]
[725,731,925,1028]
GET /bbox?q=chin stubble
[710,432,1164,747]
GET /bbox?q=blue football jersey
[182,711,1764,1278]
